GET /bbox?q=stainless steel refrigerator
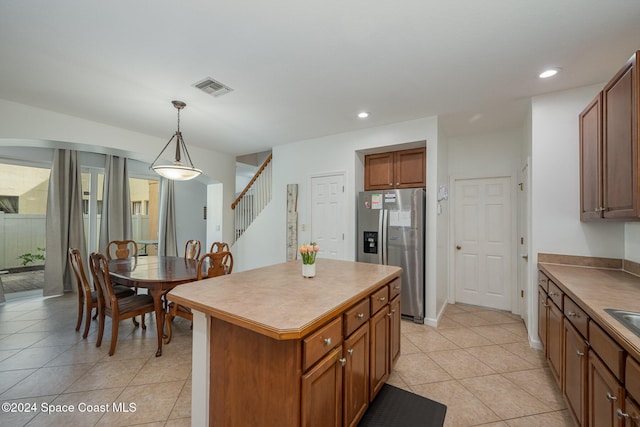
[357,188,425,323]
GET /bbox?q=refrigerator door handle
[377,209,384,264]
[382,209,388,265]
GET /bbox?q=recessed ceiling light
[539,68,559,79]
[357,112,370,119]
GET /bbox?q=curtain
[158,178,178,256]
[98,155,132,252]
[44,149,87,296]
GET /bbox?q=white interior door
[310,174,345,259]
[517,160,530,324]
[454,177,513,311]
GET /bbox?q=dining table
[107,255,199,356]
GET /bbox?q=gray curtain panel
[158,178,178,256]
[44,149,87,296]
[98,155,132,253]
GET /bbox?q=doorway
[310,173,346,259]
[453,176,514,311]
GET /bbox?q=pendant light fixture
[150,100,202,181]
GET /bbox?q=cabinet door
[589,352,624,427]
[343,323,369,427]
[389,296,401,368]
[301,347,343,427]
[394,147,426,189]
[364,153,394,190]
[580,94,603,220]
[547,300,563,387]
[369,306,389,401]
[538,286,548,355]
[623,397,640,426]
[564,319,588,426]
[603,52,638,219]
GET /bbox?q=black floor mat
[358,384,447,427]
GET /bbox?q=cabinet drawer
[389,277,401,300]
[626,357,640,403]
[370,285,389,315]
[548,281,564,310]
[538,271,549,292]
[303,317,343,371]
[564,297,588,337]
[588,320,625,381]
[344,299,370,337]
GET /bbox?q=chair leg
[109,318,119,356]
[141,313,146,330]
[75,294,84,332]
[132,316,140,327]
[96,311,105,348]
[82,305,92,339]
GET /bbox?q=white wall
[626,223,640,263]
[435,123,449,321]
[528,84,625,343]
[448,128,522,178]
[0,99,237,245]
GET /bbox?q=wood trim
[231,153,273,209]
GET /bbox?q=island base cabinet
[588,352,624,427]
[301,347,344,427]
[389,296,401,368]
[343,323,370,427]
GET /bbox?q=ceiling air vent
[193,77,233,97]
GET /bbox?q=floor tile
[65,358,147,393]
[438,328,494,348]
[393,352,452,385]
[0,345,69,371]
[505,409,574,426]
[502,368,566,410]
[404,330,459,352]
[460,374,551,419]
[0,364,92,399]
[470,345,536,373]
[428,348,496,379]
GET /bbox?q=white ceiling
[1,1,640,156]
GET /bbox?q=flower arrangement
[299,242,319,265]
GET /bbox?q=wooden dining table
[108,255,199,357]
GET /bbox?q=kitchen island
[167,258,402,427]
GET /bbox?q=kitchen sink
[605,308,640,339]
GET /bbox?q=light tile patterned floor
[0,293,572,426]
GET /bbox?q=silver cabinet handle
[339,358,346,367]
[387,312,393,317]
[347,349,354,356]
[617,408,629,419]
[356,313,364,319]
[576,350,584,357]
[567,312,576,317]
[323,338,332,346]
[606,392,617,401]
[394,285,400,290]
[541,302,549,307]
[379,297,386,302]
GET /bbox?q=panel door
[301,347,343,427]
[369,307,389,401]
[588,352,624,427]
[311,174,345,259]
[580,94,603,220]
[343,323,370,427]
[564,319,588,426]
[603,53,638,219]
[547,300,563,387]
[454,177,513,310]
[538,286,548,356]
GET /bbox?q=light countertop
[167,258,402,340]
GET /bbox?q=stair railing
[231,154,272,241]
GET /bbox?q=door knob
[456,245,461,250]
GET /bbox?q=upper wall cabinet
[580,51,640,221]
[364,147,426,191]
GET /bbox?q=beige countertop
[539,262,640,360]
[167,258,402,341]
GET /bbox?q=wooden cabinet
[342,323,369,427]
[588,352,624,427]
[580,50,640,221]
[364,147,426,190]
[547,292,563,386]
[621,397,640,426]
[301,347,344,427]
[564,319,588,426]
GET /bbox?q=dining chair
[69,248,137,338]
[106,239,138,260]
[184,239,201,261]
[165,250,234,344]
[89,252,155,356]
[209,241,230,253]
